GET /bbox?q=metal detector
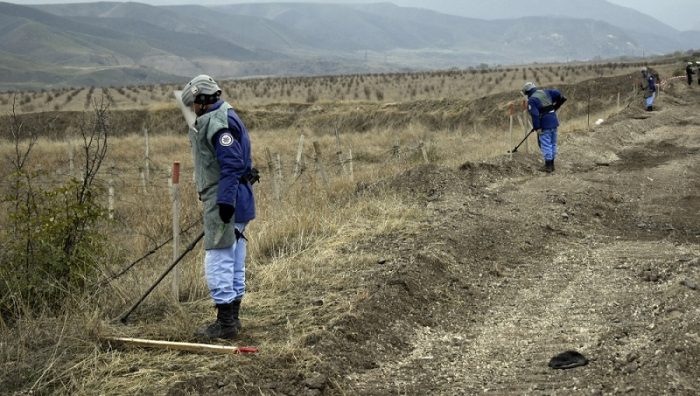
[119,230,204,324]
[508,128,535,153]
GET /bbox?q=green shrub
[0,95,111,321]
[1,174,106,318]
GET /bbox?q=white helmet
[522,82,536,95]
[689,62,694,65]
[641,67,647,75]
[181,75,222,107]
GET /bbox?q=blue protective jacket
[212,101,255,223]
[647,75,656,92]
[526,88,565,131]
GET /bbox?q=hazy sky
[7,0,698,30]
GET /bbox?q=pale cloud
[7,0,698,30]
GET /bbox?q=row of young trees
[0,59,669,113]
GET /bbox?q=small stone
[680,279,697,290]
[304,373,328,390]
[378,258,387,264]
[217,381,226,388]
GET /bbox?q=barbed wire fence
[3,85,642,297]
[3,125,435,299]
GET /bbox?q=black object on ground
[548,350,589,369]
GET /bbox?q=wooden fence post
[313,141,330,192]
[509,103,514,161]
[108,160,115,219]
[38,164,45,190]
[392,140,400,162]
[266,148,281,211]
[66,137,74,177]
[301,154,313,182]
[144,127,150,183]
[293,134,305,179]
[419,141,429,164]
[171,161,181,302]
[139,168,147,195]
[274,153,283,188]
[587,85,591,132]
[347,149,354,182]
[334,125,347,175]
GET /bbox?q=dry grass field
[1,56,696,395]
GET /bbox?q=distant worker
[177,74,257,340]
[522,82,567,173]
[640,67,657,111]
[697,61,700,85]
[686,62,695,86]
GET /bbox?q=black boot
[646,105,653,111]
[538,160,553,173]
[196,300,242,340]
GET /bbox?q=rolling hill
[0,1,695,91]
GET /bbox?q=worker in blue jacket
[686,62,695,86]
[522,82,567,173]
[179,75,256,340]
[640,67,657,111]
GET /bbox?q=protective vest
[641,76,655,98]
[189,102,238,249]
[531,89,554,113]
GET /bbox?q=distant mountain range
[0,1,698,91]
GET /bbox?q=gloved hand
[537,129,543,135]
[218,204,235,224]
[553,96,567,111]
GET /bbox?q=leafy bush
[1,175,106,317]
[0,94,111,321]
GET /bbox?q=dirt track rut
[345,86,700,395]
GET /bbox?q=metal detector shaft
[509,128,535,153]
[120,230,204,323]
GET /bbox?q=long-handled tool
[508,128,535,153]
[119,230,204,324]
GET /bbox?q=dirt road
[317,81,700,395]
